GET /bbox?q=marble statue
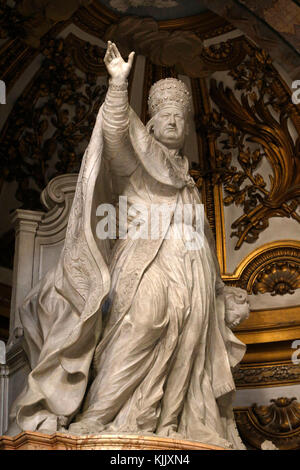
[7,42,249,449]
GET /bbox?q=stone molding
[0,432,227,450]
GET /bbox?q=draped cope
[7,87,248,449]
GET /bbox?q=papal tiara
[148,78,192,118]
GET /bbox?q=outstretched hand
[104,41,135,82]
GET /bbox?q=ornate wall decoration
[253,397,300,433]
[206,45,300,250]
[224,243,300,294]
[105,16,245,79]
[73,4,234,41]
[64,33,107,75]
[253,261,300,296]
[0,1,26,40]
[190,77,222,246]
[234,397,300,450]
[105,16,207,78]
[0,0,92,48]
[0,2,235,95]
[201,37,247,71]
[109,0,178,12]
[73,1,118,37]
[0,36,107,210]
[187,37,300,298]
[201,0,300,80]
[233,363,300,389]
[192,15,234,41]
[0,1,38,93]
[66,33,136,97]
[0,39,36,93]
[238,0,300,56]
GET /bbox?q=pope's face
[152,106,186,150]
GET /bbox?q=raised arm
[102,41,137,176]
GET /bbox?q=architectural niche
[0,2,299,401]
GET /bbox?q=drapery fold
[8,105,247,450]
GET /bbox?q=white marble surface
[0,341,5,364]
[5,46,249,450]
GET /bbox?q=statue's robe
[8,90,247,449]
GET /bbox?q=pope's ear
[185,122,190,135]
[146,116,155,134]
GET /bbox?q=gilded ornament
[233,363,300,388]
[206,43,300,249]
[253,397,300,432]
[0,432,227,450]
[253,261,300,295]
[235,397,300,450]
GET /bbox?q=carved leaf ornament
[0,37,107,209]
[208,47,300,249]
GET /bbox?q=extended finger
[110,43,117,59]
[104,41,113,63]
[128,51,135,67]
[111,42,121,58]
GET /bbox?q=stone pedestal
[0,340,30,435]
[0,432,227,450]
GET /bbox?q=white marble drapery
[7,82,248,449]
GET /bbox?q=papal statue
[7,42,250,449]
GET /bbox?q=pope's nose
[167,114,176,126]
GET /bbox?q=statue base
[0,432,227,450]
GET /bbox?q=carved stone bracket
[40,173,78,211]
